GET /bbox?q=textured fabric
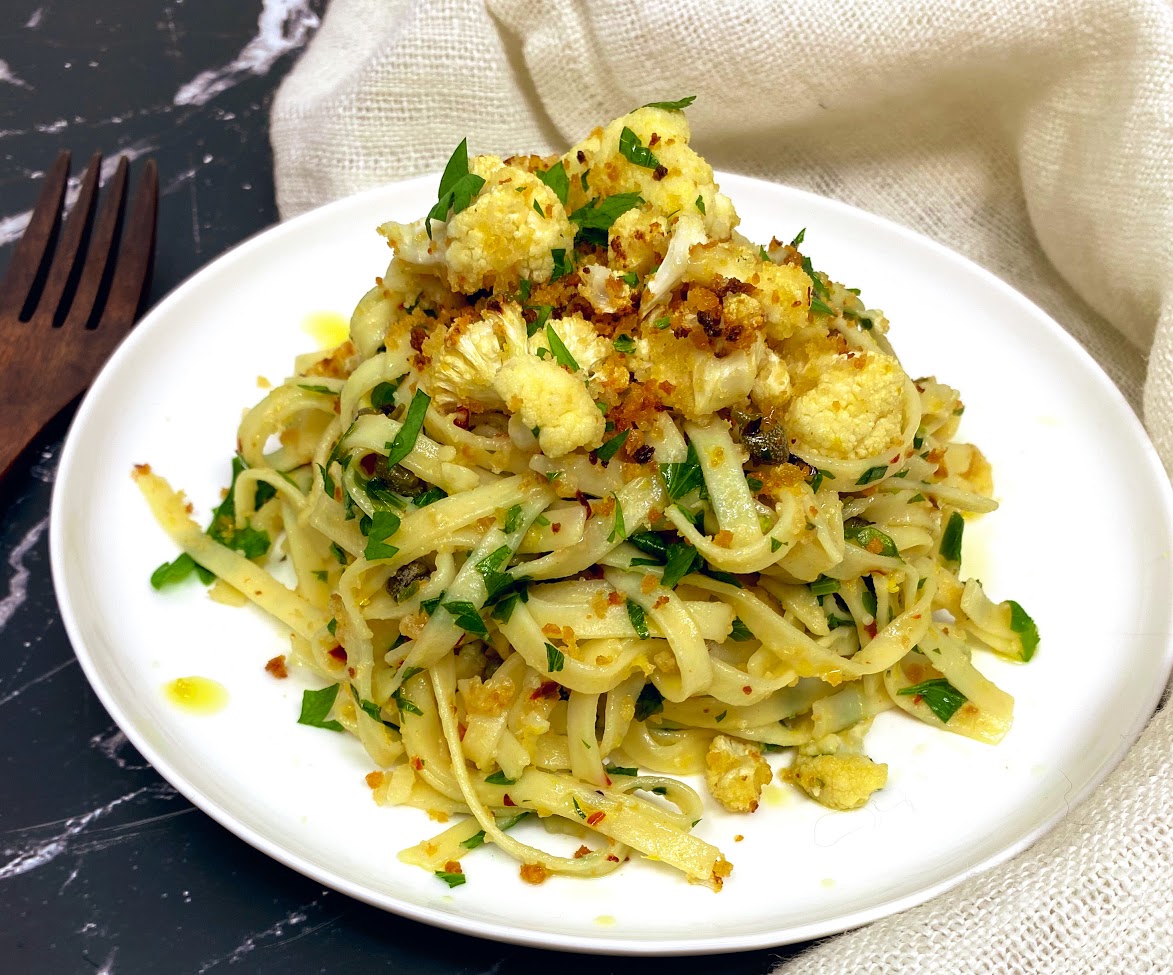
[270,1,1173,968]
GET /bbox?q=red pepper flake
[586,811,606,827]
[411,756,425,771]
[328,646,347,662]
[551,523,562,533]
[503,794,516,807]
[531,681,560,700]
[573,845,592,859]
[359,453,377,475]
[865,622,878,639]
[742,685,752,695]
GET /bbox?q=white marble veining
[195,895,337,972]
[0,784,180,880]
[0,139,157,248]
[0,516,47,633]
[0,58,33,90]
[174,0,320,107]
[24,8,44,30]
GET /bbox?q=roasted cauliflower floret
[607,207,671,276]
[684,240,811,341]
[578,264,633,315]
[350,257,466,358]
[380,157,575,295]
[562,107,737,241]
[751,346,790,414]
[527,314,612,378]
[783,753,888,811]
[705,734,772,813]
[494,356,605,458]
[786,351,907,461]
[419,303,527,410]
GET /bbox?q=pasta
[137,98,1038,891]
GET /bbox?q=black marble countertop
[0,3,799,972]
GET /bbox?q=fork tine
[0,150,70,320]
[96,158,158,332]
[28,152,102,328]
[60,156,128,331]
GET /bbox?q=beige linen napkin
[271,0,1173,968]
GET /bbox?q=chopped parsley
[330,542,349,565]
[634,682,664,721]
[435,870,466,888]
[940,511,964,566]
[661,542,700,589]
[810,575,840,596]
[569,192,643,247]
[426,139,485,236]
[612,333,637,354]
[856,465,888,486]
[532,199,544,217]
[526,304,552,338]
[545,322,580,372]
[653,315,671,329]
[626,598,650,639]
[536,160,569,205]
[897,677,968,724]
[618,126,660,170]
[413,486,447,507]
[384,389,431,468]
[694,195,705,214]
[642,95,696,110]
[790,227,806,247]
[443,601,489,638]
[809,296,835,317]
[298,383,334,395]
[297,684,343,732]
[150,553,201,590]
[363,510,401,561]
[545,642,565,673]
[660,441,704,502]
[843,519,899,558]
[595,429,629,464]
[729,617,753,642]
[503,504,523,533]
[1008,601,1039,662]
[485,770,516,785]
[550,248,573,281]
[607,495,626,542]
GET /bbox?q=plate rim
[49,171,1173,955]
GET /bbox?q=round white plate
[51,173,1173,955]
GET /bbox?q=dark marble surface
[0,3,801,972]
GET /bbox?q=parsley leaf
[545,642,565,673]
[298,685,344,732]
[503,504,523,533]
[608,495,626,542]
[298,383,334,395]
[810,296,835,317]
[661,542,700,588]
[536,160,569,205]
[810,575,840,596]
[843,518,899,559]
[897,677,968,723]
[940,511,964,566]
[533,199,544,217]
[626,598,650,639]
[634,682,664,721]
[550,248,573,281]
[485,770,515,785]
[384,389,431,467]
[393,685,423,716]
[444,601,489,638]
[595,429,629,464]
[660,441,704,501]
[526,304,552,338]
[642,95,696,110]
[612,333,637,354]
[729,617,753,641]
[150,553,200,590]
[427,139,485,236]
[790,227,806,247]
[364,510,401,561]
[545,323,580,372]
[856,465,888,486]
[435,870,466,888]
[1008,601,1040,662]
[618,127,660,169]
[653,315,672,330]
[413,486,447,507]
[569,192,644,247]
[694,195,705,214]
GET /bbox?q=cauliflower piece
[644,213,708,312]
[494,356,605,458]
[380,156,575,295]
[578,264,633,314]
[420,303,527,410]
[607,207,671,276]
[561,107,737,241]
[684,240,812,341]
[527,314,612,378]
[786,351,907,461]
[705,734,772,813]
[784,753,888,811]
[751,346,790,414]
[349,257,465,358]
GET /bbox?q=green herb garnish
[897,677,968,723]
[297,684,343,732]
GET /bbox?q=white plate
[51,173,1173,955]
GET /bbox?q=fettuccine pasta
[137,98,1037,891]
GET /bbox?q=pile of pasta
[137,100,1037,890]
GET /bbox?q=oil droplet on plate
[761,784,789,808]
[302,310,349,349]
[821,877,835,889]
[595,915,616,927]
[164,676,228,715]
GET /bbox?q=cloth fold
[271,1,1173,968]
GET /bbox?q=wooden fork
[0,151,158,479]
